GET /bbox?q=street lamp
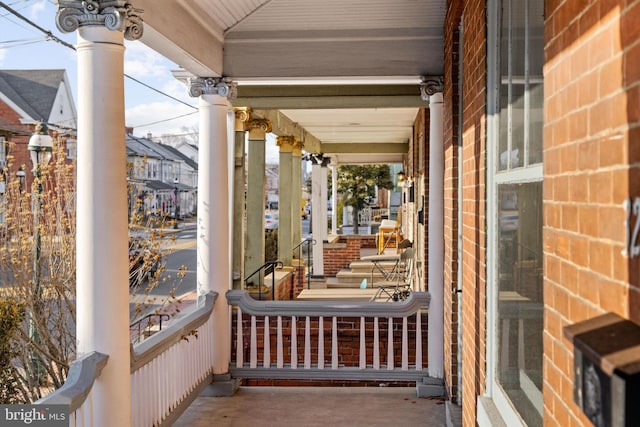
[16,167,26,193]
[27,120,53,384]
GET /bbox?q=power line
[0,1,198,111]
[0,1,75,50]
[134,111,198,128]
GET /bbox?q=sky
[0,0,280,161]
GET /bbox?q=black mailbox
[563,313,640,427]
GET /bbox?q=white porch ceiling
[136,0,446,164]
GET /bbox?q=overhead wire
[0,0,199,122]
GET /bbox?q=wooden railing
[227,290,431,382]
[35,292,218,427]
[130,292,217,427]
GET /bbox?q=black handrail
[292,238,316,289]
[244,260,284,300]
[129,313,171,343]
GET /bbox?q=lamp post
[27,120,53,384]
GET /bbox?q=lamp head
[28,121,53,171]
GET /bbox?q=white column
[428,92,444,379]
[277,136,294,265]
[311,159,324,276]
[331,163,338,235]
[245,119,271,279]
[292,143,303,246]
[75,26,130,427]
[320,162,329,241]
[232,109,249,289]
[197,92,231,374]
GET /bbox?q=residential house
[34,2,640,427]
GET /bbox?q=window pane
[497,181,543,426]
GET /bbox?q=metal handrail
[129,313,171,343]
[292,237,315,289]
[244,260,284,300]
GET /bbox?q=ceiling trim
[321,142,409,154]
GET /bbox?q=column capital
[420,76,444,100]
[307,153,330,166]
[234,108,251,132]
[56,0,143,40]
[276,135,297,152]
[293,139,305,156]
[187,77,237,99]
[247,118,272,139]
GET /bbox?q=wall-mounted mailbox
[563,313,640,427]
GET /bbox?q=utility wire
[0,1,198,111]
[0,1,75,50]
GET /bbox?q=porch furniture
[373,248,414,302]
[376,219,402,254]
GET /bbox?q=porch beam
[321,142,409,154]
[136,1,224,76]
[249,109,322,153]
[234,86,428,109]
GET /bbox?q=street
[130,218,312,325]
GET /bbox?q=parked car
[129,236,162,287]
[265,212,279,230]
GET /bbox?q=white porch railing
[36,292,218,427]
[358,207,390,225]
[227,290,432,382]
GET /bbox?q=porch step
[416,377,445,398]
[329,270,386,287]
[348,260,399,273]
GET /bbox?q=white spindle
[332,316,338,369]
[416,311,422,370]
[387,317,394,370]
[236,308,243,368]
[373,317,380,369]
[291,316,298,369]
[402,317,409,370]
[359,316,366,369]
[305,316,311,369]
[277,316,284,368]
[250,315,257,368]
[264,315,271,368]
[318,316,325,369]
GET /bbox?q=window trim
[481,0,543,425]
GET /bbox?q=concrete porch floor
[173,386,447,427]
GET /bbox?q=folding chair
[373,247,414,301]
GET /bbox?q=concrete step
[416,377,445,398]
[335,269,387,284]
[348,260,400,273]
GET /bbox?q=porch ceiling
[135,0,446,164]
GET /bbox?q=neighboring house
[0,69,78,225]
[265,163,278,209]
[174,141,198,163]
[125,132,197,220]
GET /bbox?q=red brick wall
[543,1,640,425]
[443,0,463,405]
[445,0,489,425]
[323,235,364,277]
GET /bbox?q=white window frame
[479,0,544,425]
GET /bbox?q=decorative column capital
[420,76,444,100]
[292,139,305,156]
[234,108,251,131]
[187,77,237,99]
[276,136,297,152]
[307,153,330,166]
[247,119,272,139]
[56,0,143,40]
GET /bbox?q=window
[0,136,6,167]
[486,0,544,425]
